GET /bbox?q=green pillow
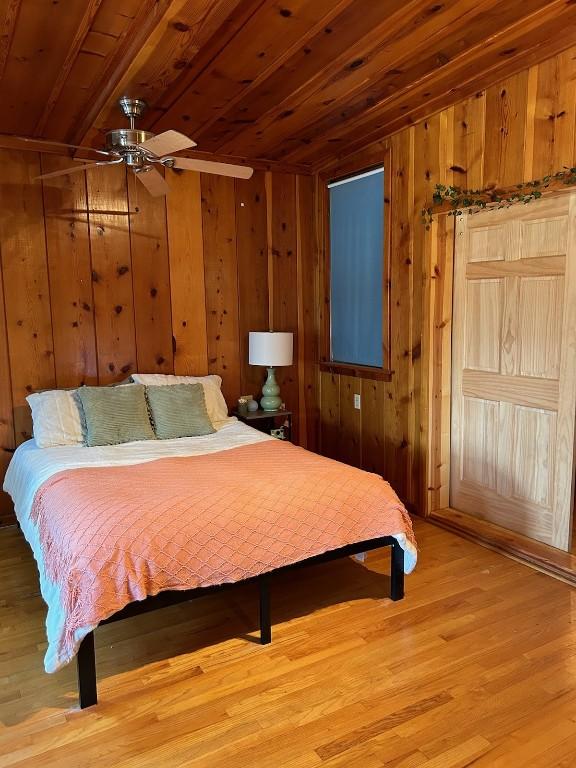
[77,384,155,447]
[145,383,215,440]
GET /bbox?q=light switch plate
[354,393,361,410]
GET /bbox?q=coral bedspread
[30,440,417,671]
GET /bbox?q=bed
[4,416,417,708]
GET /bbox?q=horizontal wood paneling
[316,47,576,513]
[0,152,317,525]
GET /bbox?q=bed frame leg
[390,541,404,601]
[77,631,98,708]
[259,575,271,644]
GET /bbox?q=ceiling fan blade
[133,167,170,197]
[170,157,253,179]
[138,130,196,157]
[14,135,113,158]
[35,158,124,181]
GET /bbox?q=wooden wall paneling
[411,114,442,514]
[235,171,269,401]
[339,375,361,468]
[165,170,208,376]
[127,170,173,374]
[426,213,455,514]
[386,130,414,505]
[312,47,576,518]
[0,257,15,524]
[0,150,55,442]
[41,155,98,388]
[452,92,486,190]
[296,174,319,452]
[483,70,530,188]
[319,371,340,460]
[201,173,241,408]
[86,163,136,383]
[360,378,385,477]
[531,50,576,179]
[269,173,300,441]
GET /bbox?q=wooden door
[451,194,576,550]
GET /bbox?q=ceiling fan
[29,97,254,196]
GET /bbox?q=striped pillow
[145,383,215,440]
[77,384,155,447]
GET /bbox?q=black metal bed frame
[76,535,405,708]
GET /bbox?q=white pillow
[26,390,84,448]
[131,374,229,424]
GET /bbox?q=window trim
[319,147,393,381]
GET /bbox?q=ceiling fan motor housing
[105,128,155,166]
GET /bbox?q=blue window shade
[329,168,384,368]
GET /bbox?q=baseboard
[429,507,576,585]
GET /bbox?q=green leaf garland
[421,167,576,228]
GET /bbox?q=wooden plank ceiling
[1,0,575,171]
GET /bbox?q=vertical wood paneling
[87,164,136,383]
[201,174,241,407]
[297,174,319,452]
[0,150,55,442]
[316,50,576,515]
[483,71,529,188]
[0,262,15,525]
[386,129,414,502]
[41,154,98,388]
[127,171,173,374]
[532,50,576,179]
[320,371,340,460]
[166,171,208,376]
[270,173,300,440]
[411,115,440,512]
[361,379,385,477]
[452,93,486,190]
[236,171,269,400]
[339,375,361,468]
[0,152,315,526]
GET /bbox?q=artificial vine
[421,167,576,229]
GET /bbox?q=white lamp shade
[249,331,293,367]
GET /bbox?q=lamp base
[260,366,282,411]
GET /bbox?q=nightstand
[234,408,293,442]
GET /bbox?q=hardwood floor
[1,518,576,767]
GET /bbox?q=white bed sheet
[4,418,273,672]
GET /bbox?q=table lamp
[249,331,293,411]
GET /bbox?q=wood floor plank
[1,519,576,766]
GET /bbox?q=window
[328,167,384,368]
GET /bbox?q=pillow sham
[146,383,215,440]
[76,384,155,447]
[26,390,84,448]
[131,373,228,424]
